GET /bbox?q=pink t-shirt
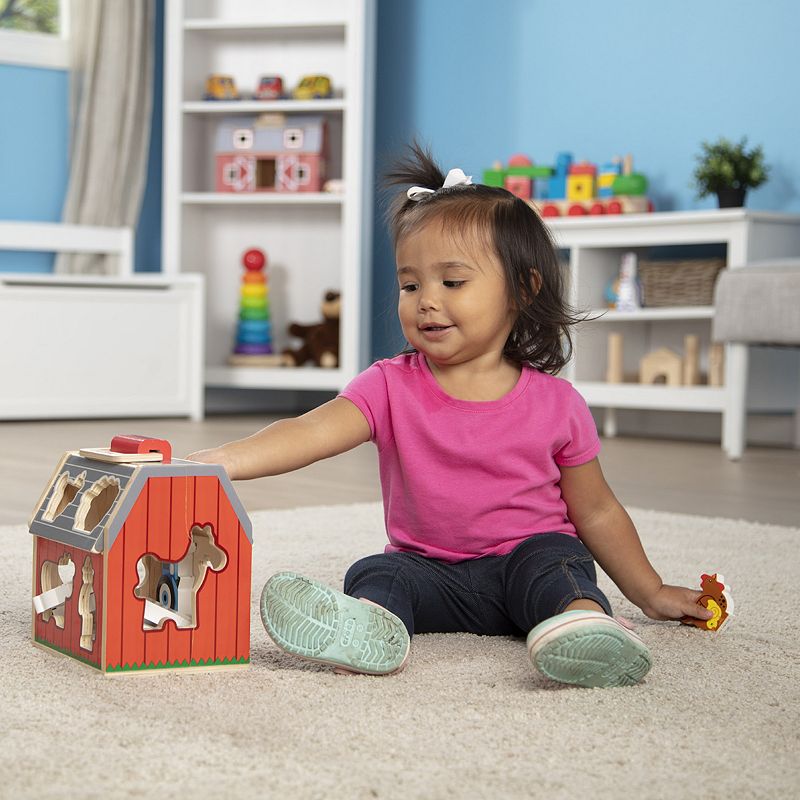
[339,353,600,563]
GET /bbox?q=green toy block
[483,169,505,187]
[507,165,554,178]
[612,173,648,196]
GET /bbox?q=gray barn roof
[30,454,252,552]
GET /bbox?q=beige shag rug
[1,503,798,800]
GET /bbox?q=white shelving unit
[162,0,376,398]
[545,209,800,458]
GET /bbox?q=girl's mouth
[419,324,453,340]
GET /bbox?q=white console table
[0,222,205,420]
[545,209,800,459]
[0,273,205,420]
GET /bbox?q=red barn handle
[110,435,172,464]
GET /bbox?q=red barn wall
[104,476,251,671]
[33,538,103,668]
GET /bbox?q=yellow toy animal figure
[681,573,734,632]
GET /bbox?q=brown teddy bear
[283,290,340,368]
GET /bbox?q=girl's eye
[400,284,418,293]
[443,280,465,288]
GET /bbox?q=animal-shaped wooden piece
[78,556,96,652]
[681,572,734,631]
[34,554,76,628]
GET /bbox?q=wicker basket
[638,258,725,307]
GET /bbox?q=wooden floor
[2,415,799,527]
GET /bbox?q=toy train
[483,152,653,217]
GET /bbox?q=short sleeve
[338,362,392,449]
[553,385,601,467]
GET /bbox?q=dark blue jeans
[343,533,612,637]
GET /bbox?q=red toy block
[504,175,532,200]
[568,162,597,176]
[110,435,172,464]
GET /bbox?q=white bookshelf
[162,0,376,397]
[545,209,800,458]
[182,99,347,114]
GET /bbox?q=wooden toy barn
[214,114,328,193]
[30,435,252,674]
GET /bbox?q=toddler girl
[189,144,711,688]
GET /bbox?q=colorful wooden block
[612,173,648,196]
[598,162,621,198]
[568,162,598,176]
[504,175,532,200]
[567,173,596,201]
[547,175,568,200]
[482,167,505,187]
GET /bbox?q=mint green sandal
[527,610,652,688]
[260,572,410,675]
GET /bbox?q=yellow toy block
[598,172,616,192]
[567,174,595,201]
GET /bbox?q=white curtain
[56,0,155,274]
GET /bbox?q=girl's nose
[417,284,440,311]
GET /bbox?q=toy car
[292,74,333,100]
[254,75,284,100]
[204,74,240,101]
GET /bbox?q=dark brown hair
[385,142,585,374]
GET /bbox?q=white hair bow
[407,168,473,201]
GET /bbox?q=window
[0,0,69,69]
[284,128,304,150]
[233,128,254,150]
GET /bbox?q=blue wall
[370,0,800,357]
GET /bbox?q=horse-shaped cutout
[78,556,96,651]
[134,524,227,630]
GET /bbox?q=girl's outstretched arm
[559,458,712,623]
[187,397,371,480]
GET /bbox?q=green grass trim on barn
[105,656,250,673]
[35,637,103,670]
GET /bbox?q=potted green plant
[692,136,769,208]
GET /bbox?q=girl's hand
[186,447,236,478]
[640,584,714,622]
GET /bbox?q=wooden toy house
[215,114,328,193]
[30,435,252,674]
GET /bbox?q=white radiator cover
[0,274,204,420]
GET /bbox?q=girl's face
[395,221,515,369]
